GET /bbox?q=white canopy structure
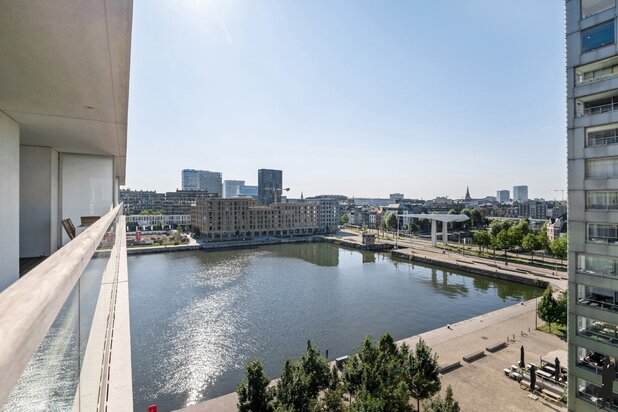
[408,214,470,246]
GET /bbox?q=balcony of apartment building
[575,56,618,97]
[584,157,618,193]
[575,89,618,128]
[0,2,133,410]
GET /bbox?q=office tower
[512,185,529,202]
[258,169,283,205]
[567,0,618,409]
[181,169,222,196]
[223,180,245,198]
[497,190,510,203]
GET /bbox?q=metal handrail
[0,203,122,406]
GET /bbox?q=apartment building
[258,169,283,205]
[181,169,223,196]
[567,0,618,409]
[193,198,319,239]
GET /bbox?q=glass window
[586,158,618,178]
[578,254,618,276]
[582,0,615,19]
[582,20,615,52]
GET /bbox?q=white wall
[20,146,59,257]
[60,154,114,245]
[0,111,20,291]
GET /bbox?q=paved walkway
[177,301,566,412]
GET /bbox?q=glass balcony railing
[584,101,618,116]
[588,128,618,146]
[0,204,128,411]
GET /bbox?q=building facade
[223,180,245,198]
[497,190,510,203]
[126,214,192,231]
[567,1,618,409]
[193,197,319,239]
[181,169,223,196]
[512,185,529,202]
[120,190,166,215]
[258,169,283,205]
[239,185,258,198]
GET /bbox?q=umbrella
[554,357,561,381]
[520,345,525,367]
[530,364,537,392]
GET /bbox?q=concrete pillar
[442,221,448,245]
[431,219,437,247]
[20,146,59,257]
[0,112,20,291]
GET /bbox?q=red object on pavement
[148,406,157,412]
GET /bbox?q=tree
[550,235,568,262]
[175,225,183,243]
[556,290,568,326]
[340,213,349,225]
[469,209,483,228]
[427,385,460,412]
[521,233,541,262]
[273,341,330,412]
[472,231,492,252]
[537,286,559,332]
[237,359,273,412]
[384,213,398,231]
[494,229,514,262]
[405,338,441,412]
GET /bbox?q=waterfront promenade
[177,299,566,412]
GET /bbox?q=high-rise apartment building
[512,185,529,202]
[258,169,283,205]
[181,169,223,196]
[497,190,510,203]
[567,1,618,409]
[223,180,245,198]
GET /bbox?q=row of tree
[472,220,567,263]
[237,335,459,412]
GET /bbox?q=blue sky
[125,0,566,200]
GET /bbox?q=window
[578,254,618,276]
[582,0,615,19]
[587,124,618,146]
[587,191,618,208]
[588,223,618,243]
[582,20,615,52]
[586,157,618,178]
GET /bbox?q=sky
[125,0,566,201]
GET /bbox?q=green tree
[537,286,559,332]
[405,338,441,412]
[175,225,183,243]
[521,233,541,262]
[472,231,492,252]
[384,213,398,231]
[237,359,274,412]
[340,213,349,225]
[556,290,568,326]
[469,209,483,228]
[494,229,514,262]
[273,341,330,412]
[427,385,460,412]
[550,235,568,262]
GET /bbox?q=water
[128,243,542,411]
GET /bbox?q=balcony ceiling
[0,0,132,184]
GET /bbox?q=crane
[266,187,290,207]
[554,189,565,201]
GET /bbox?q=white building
[126,215,192,231]
[512,185,528,202]
[496,190,510,203]
[567,0,618,409]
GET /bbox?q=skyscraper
[223,180,245,198]
[512,185,528,202]
[567,1,618,409]
[181,169,222,196]
[496,190,510,203]
[258,169,283,205]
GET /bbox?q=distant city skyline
[124,1,566,200]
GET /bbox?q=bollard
[528,327,530,332]
[326,349,329,359]
[148,406,157,412]
[521,331,523,336]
